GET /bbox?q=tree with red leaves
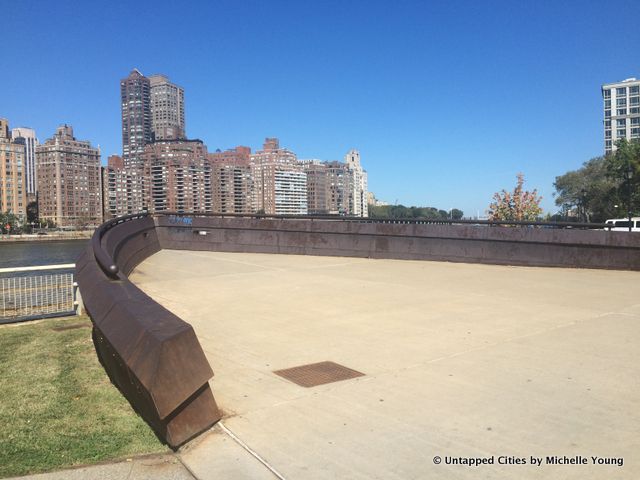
[488,173,543,221]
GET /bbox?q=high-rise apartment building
[344,149,368,217]
[602,77,640,153]
[142,139,211,213]
[103,155,145,219]
[149,74,185,141]
[303,160,328,215]
[208,146,252,214]
[250,138,307,215]
[11,127,38,196]
[274,169,308,215]
[121,70,187,167]
[0,119,27,220]
[303,160,352,215]
[36,125,102,227]
[121,69,152,168]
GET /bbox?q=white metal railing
[0,264,78,324]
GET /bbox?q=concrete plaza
[129,250,640,479]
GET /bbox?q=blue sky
[3,0,639,216]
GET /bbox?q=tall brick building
[250,138,307,215]
[208,146,252,214]
[303,160,352,215]
[103,155,145,219]
[142,139,211,213]
[0,119,27,221]
[36,125,102,227]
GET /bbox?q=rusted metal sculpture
[76,214,220,448]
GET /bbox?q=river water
[0,240,88,269]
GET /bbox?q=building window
[605,109,611,118]
[605,120,611,127]
[631,117,640,126]
[617,87,627,96]
[630,86,639,95]
[617,129,626,137]
[605,99,611,108]
[617,108,627,115]
[630,97,640,106]
[631,107,640,115]
[617,98,627,107]
[617,118,626,127]
[603,89,611,99]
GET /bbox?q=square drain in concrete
[273,361,365,387]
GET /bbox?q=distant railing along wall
[0,264,80,324]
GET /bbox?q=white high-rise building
[275,170,308,215]
[602,77,640,153]
[149,74,185,141]
[344,149,368,217]
[11,127,38,195]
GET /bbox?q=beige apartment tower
[36,125,102,227]
[0,119,27,221]
[345,149,368,217]
[149,74,185,141]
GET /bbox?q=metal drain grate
[273,361,365,388]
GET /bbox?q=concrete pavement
[126,251,639,479]
[8,454,194,480]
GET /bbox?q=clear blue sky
[3,0,639,216]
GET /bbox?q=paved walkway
[72,251,640,479]
[8,454,194,480]
[129,251,640,479]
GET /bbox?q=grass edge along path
[0,316,167,478]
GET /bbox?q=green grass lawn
[0,316,167,478]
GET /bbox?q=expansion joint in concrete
[218,421,288,480]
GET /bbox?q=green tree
[606,139,640,218]
[451,208,463,220]
[26,200,38,224]
[0,212,20,234]
[488,173,542,221]
[553,139,640,222]
[553,156,618,222]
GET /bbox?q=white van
[604,217,640,232]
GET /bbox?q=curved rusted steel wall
[76,215,221,448]
[77,214,640,447]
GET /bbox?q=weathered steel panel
[76,217,220,448]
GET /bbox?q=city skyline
[3,0,640,215]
